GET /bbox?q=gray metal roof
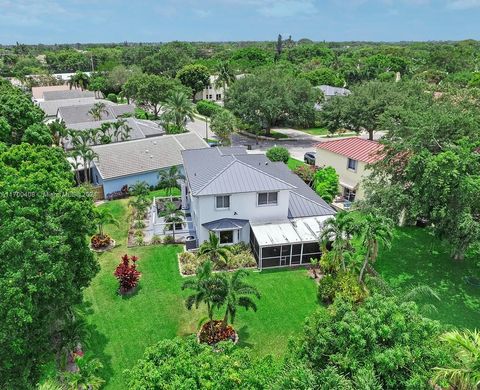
[43,90,96,101]
[182,147,335,218]
[92,132,208,180]
[38,97,98,116]
[202,218,249,231]
[317,85,351,97]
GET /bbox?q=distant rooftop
[43,89,96,101]
[38,97,100,117]
[315,137,384,164]
[58,102,134,125]
[317,85,351,97]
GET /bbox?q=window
[215,195,230,209]
[208,94,213,99]
[347,158,357,171]
[216,94,222,100]
[343,187,356,202]
[257,192,278,206]
[219,230,233,244]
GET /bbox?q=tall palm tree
[159,201,183,242]
[157,166,185,196]
[48,119,68,147]
[182,260,227,335]
[433,329,480,390]
[198,231,231,267]
[88,102,109,121]
[68,71,90,90]
[110,119,128,142]
[320,211,358,271]
[161,91,195,133]
[221,269,260,330]
[119,119,132,141]
[97,122,113,144]
[358,213,393,283]
[81,147,98,183]
[93,207,119,238]
[67,150,83,184]
[214,61,236,91]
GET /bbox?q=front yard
[83,199,318,389]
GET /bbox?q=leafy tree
[161,91,195,133]
[319,95,346,135]
[0,144,99,388]
[230,47,272,70]
[21,123,52,146]
[125,336,277,389]
[291,295,449,390]
[285,43,334,65]
[302,67,345,87]
[433,329,480,390]
[198,232,231,266]
[157,166,185,196]
[196,100,222,117]
[141,42,194,77]
[266,146,290,163]
[210,109,236,146]
[88,72,109,98]
[357,213,393,282]
[0,116,11,143]
[314,166,339,203]
[214,61,237,90]
[226,67,318,135]
[176,64,210,99]
[221,269,260,329]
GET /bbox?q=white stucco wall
[315,148,370,200]
[192,190,290,244]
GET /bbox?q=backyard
[83,198,480,389]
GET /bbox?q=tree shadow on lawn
[376,227,480,330]
[236,325,255,349]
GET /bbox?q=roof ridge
[233,159,296,189]
[92,133,197,150]
[193,159,236,195]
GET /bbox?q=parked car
[304,152,316,165]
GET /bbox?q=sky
[0,0,479,44]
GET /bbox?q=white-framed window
[215,195,230,209]
[257,192,278,206]
[216,93,222,100]
[208,94,213,99]
[347,158,357,171]
[219,230,234,244]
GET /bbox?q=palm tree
[68,71,90,90]
[64,355,105,390]
[320,211,358,271]
[433,329,480,390]
[67,150,83,184]
[182,260,227,335]
[221,269,260,330]
[358,213,393,283]
[97,122,113,144]
[79,147,98,183]
[119,119,132,141]
[214,61,236,91]
[48,119,68,147]
[161,91,195,133]
[110,119,129,142]
[198,231,231,267]
[157,166,185,196]
[88,102,109,121]
[93,207,119,238]
[159,201,183,242]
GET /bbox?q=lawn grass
[287,157,306,170]
[298,127,329,135]
[83,198,319,389]
[376,226,480,330]
[147,188,180,200]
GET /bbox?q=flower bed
[90,234,115,251]
[197,320,238,345]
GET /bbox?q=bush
[196,100,222,117]
[90,234,112,249]
[229,252,257,269]
[151,235,162,245]
[135,235,144,246]
[317,274,337,304]
[314,166,339,203]
[134,230,144,238]
[133,220,146,229]
[114,254,141,293]
[266,146,290,164]
[107,93,118,103]
[178,251,200,275]
[228,242,251,255]
[317,272,367,305]
[163,235,175,244]
[294,164,317,185]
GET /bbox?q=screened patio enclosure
[249,216,331,269]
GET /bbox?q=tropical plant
[159,201,183,242]
[88,102,109,121]
[198,231,231,266]
[182,261,227,335]
[48,119,68,147]
[214,61,237,90]
[114,254,141,294]
[433,329,480,390]
[63,355,105,390]
[221,269,260,330]
[210,109,236,146]
[68,71,90,90]
[358,213,393,283]
[157,166,185,196]
[93,207,119,238]
[160,91,195,133]
[314,166,339,203]
[266,146,290,163]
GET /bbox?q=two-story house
[315,137,384,205]
[181,147,336,269]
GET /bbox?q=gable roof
[58,102,133,125]
[92,132,208,180]
[32,85,72,100]
[38,97,99,116]
[43,89,96,101]
[315,137,384,164]
[182,148,335,218]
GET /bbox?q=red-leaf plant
[114,254,141,293]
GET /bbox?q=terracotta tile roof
[315,137,384,164]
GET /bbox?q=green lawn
[147,187,180,200]
[376,226,480,330]
[83,199,319,389]
[298,127,329,135]
[287,157,306,170]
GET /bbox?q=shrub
[135,235,144,246]
[91,234,111,249]
[134,230,144,238]
[114,254,141,293]
[229,252,257,269]
[266,146,290,164]
[178,251,200,275]
[314,166,339,203]
[133,220,146,229]
[151,235,162,245]
[196,100,222,117]
[317,274,337,304]
[228,242,251,255]
[294,164,317,185]
[318,272,367,304]
[163,235,175,244]
[107,93,118,103]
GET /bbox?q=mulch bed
[197,320,238,345]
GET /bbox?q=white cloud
[446,0,480,9]
[258,0,318,17]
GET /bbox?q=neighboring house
[315,137,384,205]
[181,147,336,269]
[38,97,101,119]
[194,75,225,103]
[64,117,165,150]
[314,85,351,110]
[43,89,95,101]
[32,85,79,101]
[58,103,134,125]
[91,132,208,196]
